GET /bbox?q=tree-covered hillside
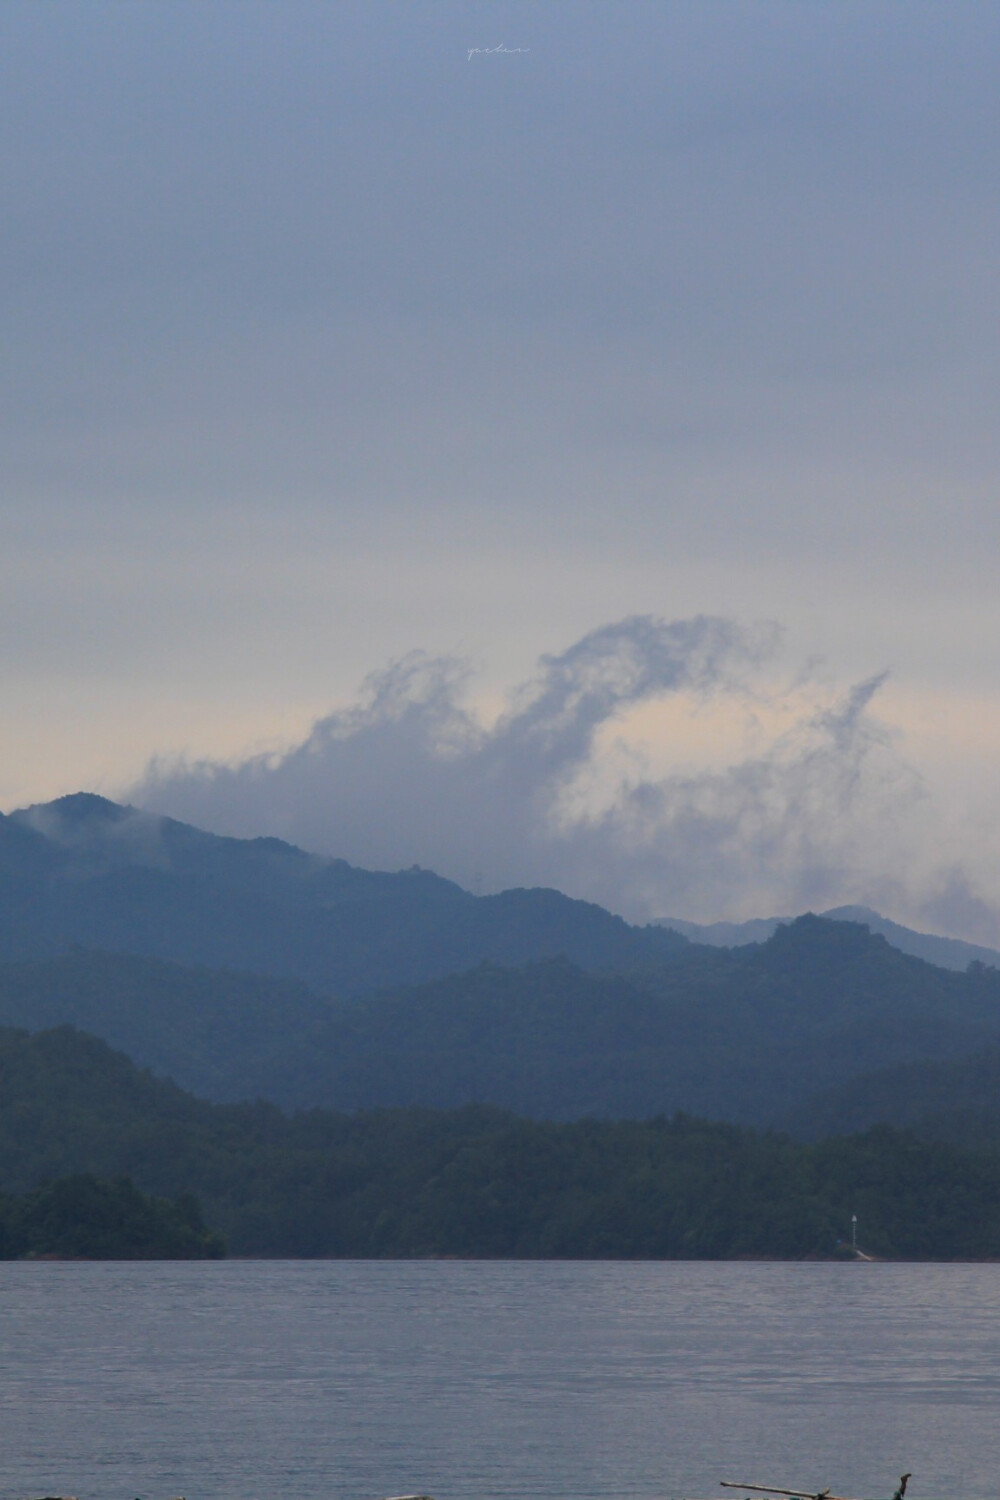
[661,905,1000,972]
[785,1034,1000,1150]
[0,1174,225,1259]
[0,794,687,993]
[268,918,1000,1122]
[0,948,333,1103]
[2,916,999,1125]
[4,1022,1000,1260]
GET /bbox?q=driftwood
[721,1482,848,1499]
[722,1485,837,1498]
[718,1474,911,1500]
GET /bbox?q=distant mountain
[273,916,1000,1122]
[0,793,688,994]
[5,916,1000,1127]
[658,915,785,946]
[658,904,1000,972]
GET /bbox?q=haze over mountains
[7,791,989,988]
[2,792,999,1144]
[0,793,686,994]
[4,917,998,1125]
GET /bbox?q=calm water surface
[1,1261,999,1500]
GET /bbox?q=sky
[4,1,1000,937]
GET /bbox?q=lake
[2,1261,999,1500]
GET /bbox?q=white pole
[851,1215,857,1251]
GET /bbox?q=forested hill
[266,915,1000,1124]
[661,905,1000,972]
[784,1036,1000,1149]
[0,948,334,1104]
[4,1022,1000,1260]
[0,1175,225,1260]
[0,793,687,993]
[2,916,1000,1126]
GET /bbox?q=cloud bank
[133,615,998,940]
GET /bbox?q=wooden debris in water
[717,1474,911,1500]
[721,1482,851,1499]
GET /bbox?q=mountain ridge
[0,793,688,994]
[2,915,1000,1127]
[658,904,1000,972]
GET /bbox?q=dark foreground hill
[0,1174,225,1259]
[0,793,687,993]
[4,1022,1000,1259]
[2,917,1000,1127]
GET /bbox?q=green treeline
[206,1108,1000,1261]
[0,1174,226,1259]
[4,1025,1000,1260]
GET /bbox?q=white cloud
[132,615,1000,943]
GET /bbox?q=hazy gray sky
[5,2,1000,934]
